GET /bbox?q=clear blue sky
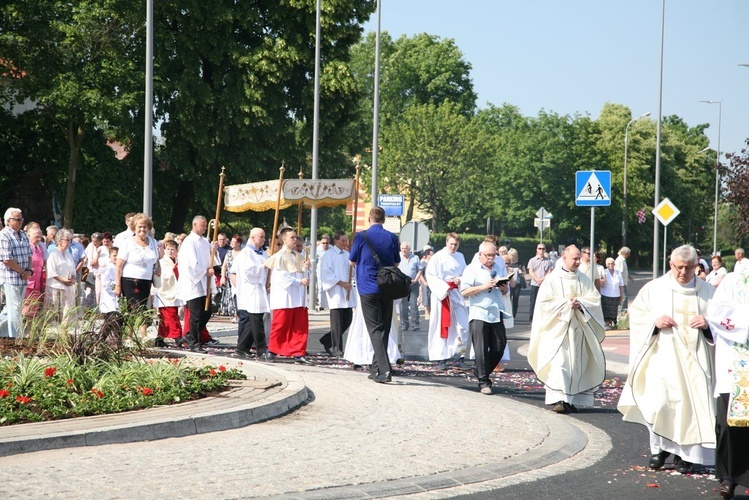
[363,0,749,159]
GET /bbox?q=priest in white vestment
[425,233,469,369]
[320,231,356,357]
[527,245,605,414]
[231,227,271,359]
[618,245,716,473]
[707,267,749,495]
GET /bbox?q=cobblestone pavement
[0,360,609,499]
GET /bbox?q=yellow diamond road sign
[653,198,680,226]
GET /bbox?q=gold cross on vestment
[673,297,698,345]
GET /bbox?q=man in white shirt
[113,212,136,249]
[398,242,422,331]
[614,246,633,312]
[176,215,217,353]
[579,246,601,290]
[460,241,511,395]
[231,227,271,360]
[320,230,355,357]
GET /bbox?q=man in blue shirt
[349,207,400,383]
[397,242,421,331]
[460,241,511,395]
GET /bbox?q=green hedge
[426,233,546,265]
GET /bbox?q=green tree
[379,101,484,231]
[0,0,144,228]
[153,0,375,232]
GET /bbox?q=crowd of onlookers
[0,210,223,344]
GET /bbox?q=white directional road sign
[575,171,611,207]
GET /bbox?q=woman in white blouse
[706,255,727,287]
[45,229,77,323]
[600,257,624,329]
[114,213,161,309]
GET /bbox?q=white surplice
[343,288,401,365]
[426,248,468,360]
[618,273,716,465]
[176,231,213,302]
[265,247,307,310]
[527,266,606,407]
[153,256,182,308]
[707,271,749,397]
[320,247,355,310]
[231,247,270,314]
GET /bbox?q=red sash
[440,281,459,339]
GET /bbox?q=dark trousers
[511,284,521,318]
[716,393,749,485]
[236,309,267,355]
[529,285,541,322]
[471,319,506,388]
[400,283,420,329]
[329,308,353,356]
[360,293,393,377]
[186,296,212,348]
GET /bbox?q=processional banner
[224,179,355,213]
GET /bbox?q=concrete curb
[0,354,308,457]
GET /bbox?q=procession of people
[3,203,749,498]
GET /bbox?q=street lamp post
[622,111,650,247]
[698,99,722,256]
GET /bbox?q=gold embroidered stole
[728,270,749,426]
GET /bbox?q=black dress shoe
[258,352,275,363]
[190,346,207,353]
[154,337,167,348]
[648,450,670,469]
[294,356,313,365]
[720,480,737,499]
[232,350,251,359]
[373,371,392,383]
[673,456,692,474]
[564,402,579,413]
[174,337,187,348]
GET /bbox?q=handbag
[362,231,412,300]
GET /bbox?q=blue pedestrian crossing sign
[575,171,611,207]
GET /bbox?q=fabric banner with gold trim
[224,179,354,213]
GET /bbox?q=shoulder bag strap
[361,231,383,268]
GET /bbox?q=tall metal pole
[713,102,722,257]
[622,112,650,247]
[143,0,154,217]
[714,102,722,257]
[652,0,666,279]
[699,100,722,256]
[308,0,322,309]
[370,0,382,205]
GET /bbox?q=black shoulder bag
[362,231,412,300]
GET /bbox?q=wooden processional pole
[205,166,226,311]
[269,163,286,255]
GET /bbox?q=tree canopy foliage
[0,4,742,258]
